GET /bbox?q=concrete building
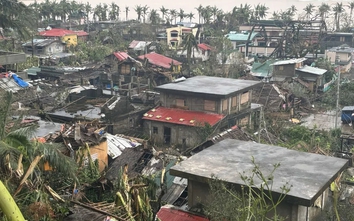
[325,45,353,73]
[166,26,198,49]
[142,76,262,148]
[170,139,348,221]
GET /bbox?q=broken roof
[0,75,32,93]
[296,65,327,76]
[22,39,64,47]
[251,60,274,78]
[271,58,307,66]
[137,52,182,69]
[128,40,151,50]
[155,75,261,97]
[171,139,348,207]
[142,106,224,127]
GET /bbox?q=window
[278,66,284,70]
[232,96,237,108]
[204,100,216,111]
[222,99,228,111]
[176,99,186,107]
[153,126,158,134]
[171,31,178,38]
[182,138,186,146]
[241,91,249,104]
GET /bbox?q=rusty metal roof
[113,51,130,62]
[142,107,224,127]
[138,52,182,69]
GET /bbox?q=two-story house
[22,39,66,56]
[142,76,261,148]
[226,31,261,51]
[320,32,354,50]
[171,139,348,221]
[166,26,198,49]
[39,28,88,46]
[325,45,353,73]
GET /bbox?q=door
[163,127,171,144]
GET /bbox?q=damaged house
[270,58,327,93]
[142,76,262,148]
[171,139,349,221]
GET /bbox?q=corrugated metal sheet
[138,52,182,69]
[157,205,209,221]
[296,65,327,76]
[161,177,187,205]
[22,39,61,47]
[142,107,224,127]
[39,28,88,37]
[226,31,259,41]
[128,40,151,50]
[0,76,32,92]
[105,133,141,159]
[113,51,130,62]
[198,43,212,51]
[271,58,307,66]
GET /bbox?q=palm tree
[84,2,92,24]
[125,6,129,21]
[101,3,108,21]
[149,9,159,24]
[134,5,142,22]
[195,5,204,24]
[211,6,219,22]
[202,6,212,24]
[178,8,185,22]
[333,2,344,31]
[187,12,194,22]
[109,2,119,21]
[160,6,169,22]
[254,4,268,20]
[0,0,32,38]
[93,3,103,21]
[304,3,315,20]
[182,33,199,75]
[170,9,177,24]
[348,1,354,25]
[318,3,330,21]
[142,5,149,23]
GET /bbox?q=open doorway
[163,127,171,144]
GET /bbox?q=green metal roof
[251,60,274,77]
[226,32,259,42]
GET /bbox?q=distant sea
[23,0,352,21]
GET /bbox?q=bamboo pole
[0,181,25,221]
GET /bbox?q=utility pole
[335,62,341,129]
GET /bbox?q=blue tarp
[11,73,29,88]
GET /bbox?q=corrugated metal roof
[157,205,209,221]
[198,43,213,51]
[251,60,274,77]
[271,58,307,66]
[296,65,327,76]
[138,52,182,69]
[39,28,88,37]
[161,177,187,204]
[105,133,141,159]
[0,76,32,92]
[142,107,224,127]
[226,31,259,41]
[128,40,151,50]
[113,51,130,62]
[22,39,63,47]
